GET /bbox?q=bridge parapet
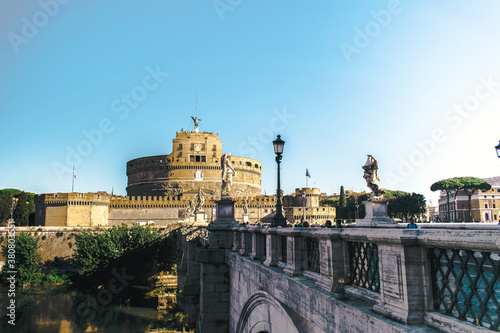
[228,225,500,332]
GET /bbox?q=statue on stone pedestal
[243,199,249,215]
[186,199,195,216]
[194,186,206,212]
[221,153,235,197]
[362,155,386,198]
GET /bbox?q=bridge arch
[236,291,299,333]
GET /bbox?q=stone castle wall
[0,228,79,262]
[126,129,262,198]
[35,192,110,227]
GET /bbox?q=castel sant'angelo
[35,117,280,226]
[126,116,262,200]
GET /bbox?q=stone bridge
[178,223,500,332]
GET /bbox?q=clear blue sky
[2,1,500,205]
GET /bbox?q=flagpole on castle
[72,164,76,193]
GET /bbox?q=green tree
[386,191,427,221]
[457,177,491,221]
[338,186,347,219]
[430,178,463,222]
[13,192,30,226]
[0,193,13,225]
[1,233,42,286]
[73,224,177,288]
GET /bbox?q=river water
[0,285,173,333]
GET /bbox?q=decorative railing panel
[279,235,287,263]
[348,242,380,292]
[307,237,320,273]
[430,248,500,330]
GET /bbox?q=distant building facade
[283,188,336,225]
[437,176,500,222]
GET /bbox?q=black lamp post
[273,135,286,227]
[354,198,359,221]
[495,141,500,158]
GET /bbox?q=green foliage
[321,198,338,207]
[72,225,177,288]
[0,188,23,197]
[337,186,347,219]
[0,233,42,286]
[383,190,408,200]
[0,189,36,226]
[0,193,13,225]
[12,191,35,226]
[41,270,71,285]
[386,192,427,221]
[431,176,492,221]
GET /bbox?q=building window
[484,203,489,209]
[494,204,497,208]
[213,152,216,157]
[213,144,217,151]
[189,155,207,162]
[246,162,252,167]
[190,144,194,150]
[178,144,182,150]
[202,144,205,151]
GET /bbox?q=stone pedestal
[356,199,398,227]
[197,197,237,332]
[196,211,205,223]
[213,198,238,228]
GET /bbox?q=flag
[306,168,311,178]
[73,165,76,179]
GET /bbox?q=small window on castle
[485,203,489,209]
[191,144,194,150]
[202,144,205,150]
[213,152,216,157]
[246,162,251,167]
[239,161,242,165]
[213,144,217,151]
[255,164,259,168]
[178,144,182,150]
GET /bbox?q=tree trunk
[465,189,475,222]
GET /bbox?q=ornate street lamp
[273,135,286,227]
[495,141,500,158]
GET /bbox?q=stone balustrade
[229,224,500,331]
